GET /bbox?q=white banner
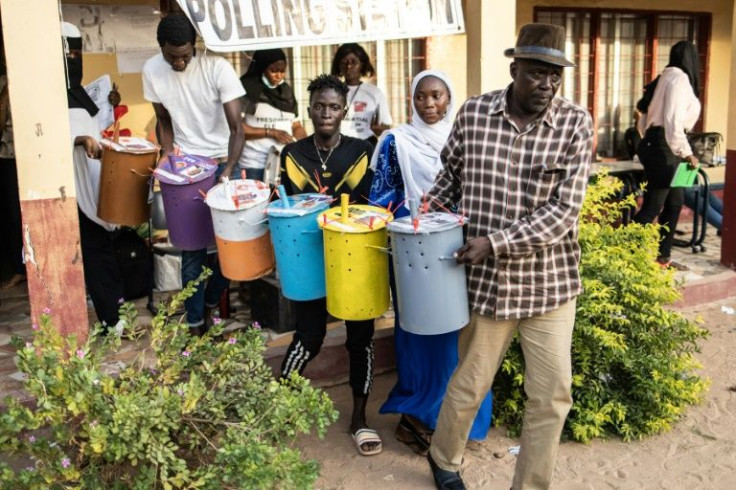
[175,0,465,52]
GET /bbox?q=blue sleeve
[369,134,406,215]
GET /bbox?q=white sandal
[351,428,383,456]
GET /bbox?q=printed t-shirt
[280,135,373,203]
[342,82,393,140]
[240,101,297,169]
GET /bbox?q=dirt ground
[299,297,736,490]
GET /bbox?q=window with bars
[206,40,425,131]
[536,8,710,159]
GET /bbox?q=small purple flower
[252,322,261,331]
[117,297,125,305]
[76,349,85,359]
[212,317,222,326]
[25,342,33,349]
[228,337,237,345]
[181,351,191,358]
[28,435,36,443]
[25,466,35,472]
[61,457,70,469]
[42,307,51,315]
[177,388,184,396]
[31,323,39,331]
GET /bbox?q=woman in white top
[633,41,701,268]
[331,43,393,146]
[240,49,306,182]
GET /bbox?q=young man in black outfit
[279,74,381,456]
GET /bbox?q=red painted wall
[22,198,89,341]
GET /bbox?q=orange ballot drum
[97,137,159,226]
[205,179,274,281]
[317,194,393,321]
[387,210,469,335]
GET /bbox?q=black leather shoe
[427,452,466,490]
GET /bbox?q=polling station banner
[176,0,465,52]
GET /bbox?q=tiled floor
[0,225,730,403]
[670,222,731,281]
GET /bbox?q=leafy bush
[492,174,710,442]
[0,272,338,489]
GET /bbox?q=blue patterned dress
[369,134,492,439]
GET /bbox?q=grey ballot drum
[387,212,469,335]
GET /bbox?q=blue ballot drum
[266,193,333,301]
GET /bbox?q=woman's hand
[268,128,295,145]
[75,136,102,159]
[108,83,121,108]
[370,121,390,138]
[684,154,699,169]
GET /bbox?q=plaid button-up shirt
[429,86,594,320]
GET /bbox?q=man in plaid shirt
[426,24,594,490]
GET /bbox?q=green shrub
[492,174,710,443]
[0,271,338,489]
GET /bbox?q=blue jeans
[181,248,230,327]
[683,187,723,231]
[181,162,240,327]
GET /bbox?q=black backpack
[113,227,153,300]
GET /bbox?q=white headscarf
[370,69,455,205]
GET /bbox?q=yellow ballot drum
[318,195,393,320]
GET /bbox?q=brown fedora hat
[504,23,575,67]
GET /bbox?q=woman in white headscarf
[369,70,492,456]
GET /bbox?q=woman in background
[633,41,701,268]
[369,70,492,456]
[240,48,306,183]
[331,43,392,146]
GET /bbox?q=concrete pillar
[1,0,89,338]
[464,0,517,97]
[722,3,736,268]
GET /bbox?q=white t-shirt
[142,52,245,158]
[69,107,116,231]
[240,101,297,169]
[341,82,393,140]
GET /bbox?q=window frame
[535,7,711,159]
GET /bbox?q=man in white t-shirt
[142,14,245,333]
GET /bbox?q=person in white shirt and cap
[62,21,126,330]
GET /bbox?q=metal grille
[536,11,591,106]
[596,13,648,159]
[230,40,425,132]
[536,9,709,159]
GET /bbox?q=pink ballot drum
[387,212,469,335]
[155,154,218,251]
